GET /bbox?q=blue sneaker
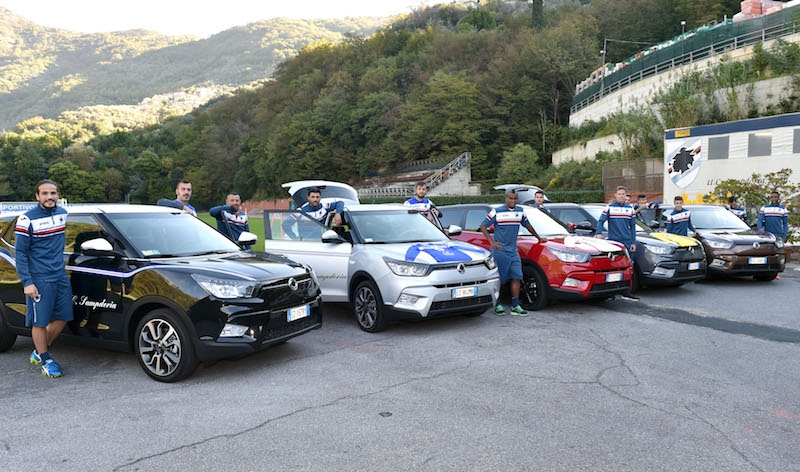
[30,350,42,365]
[41,359,62,378]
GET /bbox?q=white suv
[263,182,500,332]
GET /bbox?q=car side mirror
[238,231,258,246]
[447,225,462,236]
[79,238,118,257]
[321,229,346,243]
[649,220,660,229]
[575,221,594,231]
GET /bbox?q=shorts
[493,250,523,285]
[26,277,73,328]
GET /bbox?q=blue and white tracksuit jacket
[665,209,695,236]
[757,203,789,239]
[300,201,344,223]
[728,206,748,223]
[404,197,436,216]
[209,205,250,244]
[14,205,68,287]
[594,202,636,249]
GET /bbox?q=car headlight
[705,239,735,249]
[548,247,591,263]
[383,257,429,276]
[485,255,497,270]
[191,274,257,299]
[643,243,673,255]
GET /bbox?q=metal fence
[572,6,800,113]
[602,159,663,195]
[357,152,471,198]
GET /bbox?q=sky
[0,0,442,38]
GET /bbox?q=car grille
[261,312,321,343]
[588,281,629,293]
[430,295,493,312]
[591,251,627,260]
[674,247,705,262]
[258,275,316,310]
[433,280,488,288]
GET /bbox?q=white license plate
[452,286,477,299]
[287,304,310,322]
[748,257,767,265]
[605,272,622,282]
[688,262,701,270]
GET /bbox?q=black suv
[0,205,322,382]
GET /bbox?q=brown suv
[659,204,785,281]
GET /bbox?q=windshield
[520,206,570,237]
[107,212,242,257]
[291,185,359,208]
[349,210,449,244]
[665,206,750,230]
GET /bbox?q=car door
[64,214,127,341]
[263,210,352,302]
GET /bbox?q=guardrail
[571,20,799,114]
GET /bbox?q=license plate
[287,304,310,322]
[606,273,622,282]
[688,262,700,270]
[452,286,477,299]
[748,257,767,265]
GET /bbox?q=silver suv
[263,182,499,332]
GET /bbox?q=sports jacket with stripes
[14,205,68,287]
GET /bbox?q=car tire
[354,280,388,333]
[135,308,198,382]
[754,272,778,281]
[632,267,645,291]
[0,306,16,352]
[520,265,549,311]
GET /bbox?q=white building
[663,113,800,203]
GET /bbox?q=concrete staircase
[356,152,480,199]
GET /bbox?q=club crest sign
[666,139,702,189]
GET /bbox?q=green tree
[496,143,543,184]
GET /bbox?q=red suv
[438,204,633,310]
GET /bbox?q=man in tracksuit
[727,196,748,223]
[757,191,789,242]
[210,192,251,248]
[15,179,72,378]
[594,185,639,301]
[404,181,442,218]
[666,196,696,236]
[283,187,345,240]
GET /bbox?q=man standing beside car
[15,179,72,378]
[210,192,251,248]
[480,189,540,316]
[405,181,442,218]
[595,186,639,301]
[727,196,748,224]
[757,191,789,242]
[666,196,696,237]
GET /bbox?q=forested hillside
[0,7,384,129]
[0,0,745,208]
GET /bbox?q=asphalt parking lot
[2,265,800,472]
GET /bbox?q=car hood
[370,240,491,264]
[646,232,700,247]
[541,235,625,253]
[150,252,308,282]
[700,229,777,244]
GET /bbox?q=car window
[558,208,594,226]
[65,215,105,253]
[268,211,328,241]
[291,186,359,208]
[522,207,570,237]
[349,210,450,244]
[665,207,750,230]
[438,208,464,229]
[107,212,241,257]
[465,209,489,231]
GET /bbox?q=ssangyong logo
[457,263,466,274]
[288,277,299,291]
[608,252,616,261]
[753,242,760,249]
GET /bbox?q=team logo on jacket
[666,139,702,189]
